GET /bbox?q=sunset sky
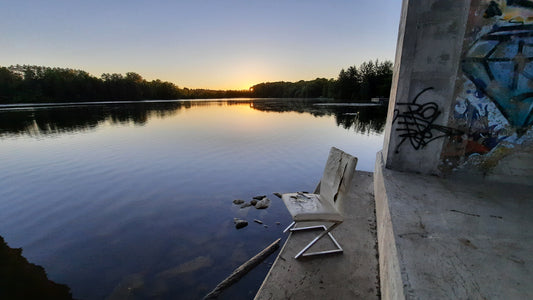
[1,1,402,90]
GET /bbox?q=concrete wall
[383,0,533,183]
[442,0,533,184]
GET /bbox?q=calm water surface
[0,99,386,299]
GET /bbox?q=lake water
[0,98,386,299]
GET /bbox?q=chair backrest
[315,147,358,206]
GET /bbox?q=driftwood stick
[203,238,281,299]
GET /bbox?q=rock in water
[240,202,252,209]
[233,218,248,229]
[233,199,245,205]
[250,199,258,206]
[255,197,271,209]
[273,192,282,198]
[253,195,266,200]
[253,219,263,224]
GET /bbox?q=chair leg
[291,222,343,259]
[283,221,296,233]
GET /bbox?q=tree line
[250,60,393,101]
[0,60,392,104]
[0,65,249,104]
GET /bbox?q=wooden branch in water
[203,238,281,299]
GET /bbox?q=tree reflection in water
[0,235,74,299]
[0,99,387,137]
[248,99,387,135]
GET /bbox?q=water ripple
[0,100,384,299]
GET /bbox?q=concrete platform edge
[253,233,292,300]
[374,151,406,300]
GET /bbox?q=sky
[0,0,402,90]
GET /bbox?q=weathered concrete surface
[375,151,533,299]
[255,171,379,300]
[382,0,470,175]
[374,152,405,300]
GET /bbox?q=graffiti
[454,97,504,154]
[467,0,533,134]
[484,0,533,23]
[393,87,463,153]
[484,1,504,18]
[440,0,533,173]
[462,24,533,133]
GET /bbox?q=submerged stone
[233,218,248,229]
[107,273,144,300]
[255,197,271,209]
[157,256,213,278]
[240,202,252,209]
[253,195,267,200]
[233,199,245,205]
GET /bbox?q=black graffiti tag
[393,87,463,153]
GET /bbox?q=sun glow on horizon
[0,1,401,92]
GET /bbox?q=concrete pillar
[382,0,471,175]
[382,0,533,183]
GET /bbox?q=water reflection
[248,99,387,134]
[0,235,74,299]
[0,99,385,299]
[0,102,184,136]
[0,99,386,137]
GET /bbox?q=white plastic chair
[281,147,358,259]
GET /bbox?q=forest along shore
[0,60,391,104]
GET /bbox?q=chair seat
[281,192,343,223]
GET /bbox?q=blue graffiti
[462,24,533,133]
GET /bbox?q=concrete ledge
[374,151,405,300]
[255,171,379,300]
[374,150,533,299]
